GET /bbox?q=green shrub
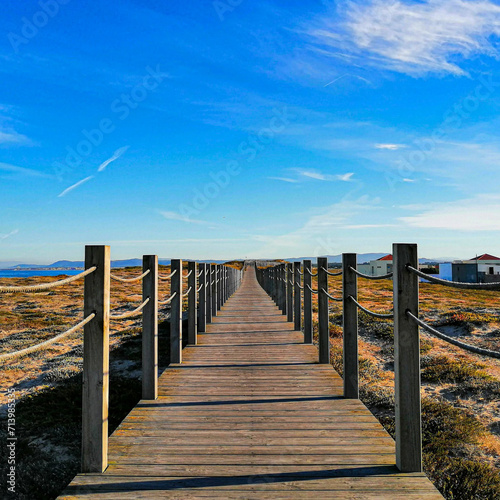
[421,354,491,383]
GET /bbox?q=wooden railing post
[170,259,183,364]
[294,261,301,331]
[211,264,217,317]
[281,266,284,308]
[142,254,158,400]
[206,264,212,324]
[82,245,110,473]
[217,265,222,311]
[188,261,197,345]
[318,257,329,364]
[198,263,207,333]
[303,260,312,344]
[287,263,293,323]
[393,243,422,472]
[342,253,358,399]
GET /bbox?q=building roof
[377,254,393,261]
[469,253,500,261]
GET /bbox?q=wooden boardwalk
[60,267,443,499]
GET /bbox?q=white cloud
[97,145,130,172]
[0,162,49,178]
[267,176,298,183]
[400,194,500,230]
[250,195,382,256]
[0,130,31,145]
[58,176,94,197]
[160,211,206,225]
[299,170,354,182]
[0,229,19,241]
[307,0,500,76]
[375,143,406,150]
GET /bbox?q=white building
[357,254,393,277]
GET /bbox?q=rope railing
[0,313,95,361]
[321,267,342,277]
[407,311,500,359]
[406,265,500,290]
[349,296,394,319]
[197,284,203,293]
[0,267,97,293]
[306,284,318,294]
[186,270,193,278]
[305,268,318,277]
[158,269,177,281]
[296,283,304,290]
[322,289,342,302]
[197,270,203,278]
[158,291,177,305]
[110,269,150,283]
[349,266,393,280]
[109,298,150,320]
[182,287,192,298]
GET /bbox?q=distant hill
[5,258,238,270]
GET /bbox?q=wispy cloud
[97,145,130,172]
[160,211,206,225]
[0,162,49,178]
[299,170,354,182]
[0,130,31,146]
[267,176,298,183]
[0,229,19,241]
[306,0,500,76]
[375,143,406,150]
[58,176,94,197]
[400,194,500,231]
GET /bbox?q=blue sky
[2,0,500,263]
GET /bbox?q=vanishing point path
[60,266,442,499]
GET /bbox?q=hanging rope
[110,269,150,283]
[321,267,343,277]
[158,269,177,281]
[406,265,500,290]
[158,292,177,305]
[349,296,394,319]
[322,289,342,302]
[0,267,97,293]
[109,298,150,320]
[407,311,500,359]
[0,313,95,361]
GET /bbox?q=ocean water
[0,269,83,279]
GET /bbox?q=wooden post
[318,257,329,364]
[393,243,422,473]
[294,261,301,331]
[142,254,158,400]
[188,261,197,345]
[170,259,183,364]
[303,260,312,343]
[287,263,293,322]
[198,263,207,333]
[211,264,217,317]
[217,265,222,310]
[276,266,282,311]
[206,264,212,324]
[82,245,110,473]
[342,253,358,399]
